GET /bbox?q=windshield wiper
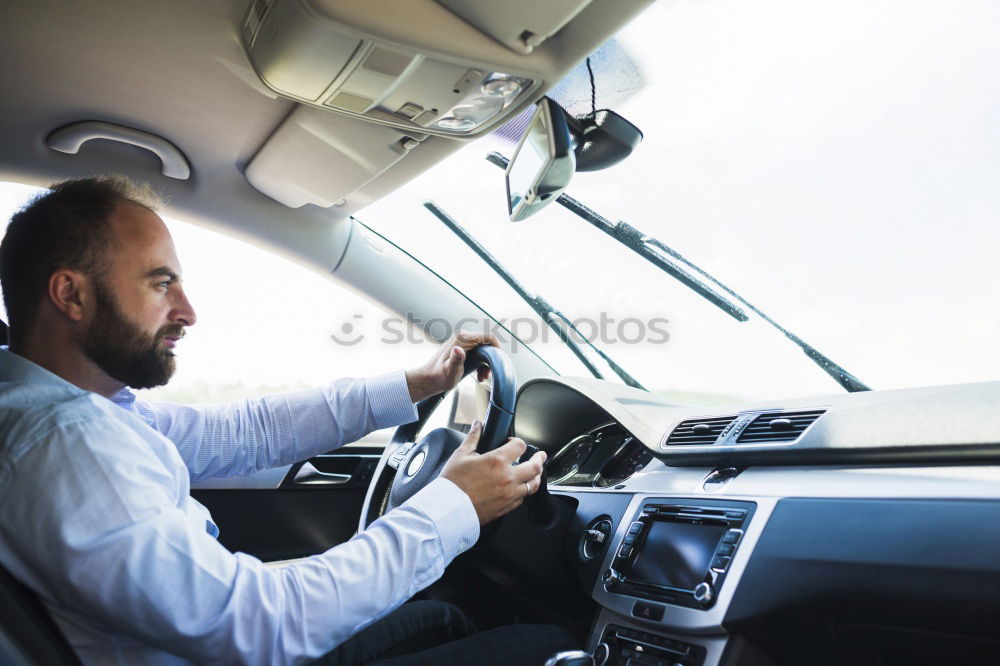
[423,200,645,390]
[486,152,869,393]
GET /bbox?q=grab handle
[47,121,191,180]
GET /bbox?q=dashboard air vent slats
[736,410,825,443]
[665,416,736,446]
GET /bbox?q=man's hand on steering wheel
[405,330,501,402]
[441,420,547,526]
[361,332,535,530]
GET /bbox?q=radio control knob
[693,581,714,607]
[593,642,610,666]
[603,568,623,588]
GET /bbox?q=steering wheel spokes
[386,440,418,470]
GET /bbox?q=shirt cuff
[365,370,418,430]
[406,477,480,557]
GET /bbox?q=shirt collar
[111,386,137,406]
[0,347,137,405]
[0,346,84,393]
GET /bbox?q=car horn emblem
[405,449,427,477]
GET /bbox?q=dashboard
[497,376,1000,666]
[547,422,653,489]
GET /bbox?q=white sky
[2,0,998,404]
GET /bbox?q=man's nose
[171,287,197,327]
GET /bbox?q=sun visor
[435,0,594,54]
[245,106,426,208]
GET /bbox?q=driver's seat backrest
[0,562,82,665]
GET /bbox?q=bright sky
[1,0,997,404]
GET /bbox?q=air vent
[664,416,737,446]
[736,410,825,443]
[241,0,275,49]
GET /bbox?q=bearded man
[0,177,573,665]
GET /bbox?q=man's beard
[82,281,182,390]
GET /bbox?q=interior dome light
[432,94,504,132]
[435,115,478,131]
[482,76,523,98]
[431,72,533,133]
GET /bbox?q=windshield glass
[360,0,1000,404]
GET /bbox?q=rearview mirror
[506,97,576,222]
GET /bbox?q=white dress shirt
[0,348,480,666]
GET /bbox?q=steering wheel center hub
[405,450,427,476]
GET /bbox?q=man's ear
[47,270,91,323]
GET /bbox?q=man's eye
[156,280,172,289]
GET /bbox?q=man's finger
[512,451,546,483]
[454,330,501,350]
[491,437,528,463]
[443,345,465,372]
[458,420,482,453]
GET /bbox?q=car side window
[137,218,444,447]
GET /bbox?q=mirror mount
[566,109,643,172]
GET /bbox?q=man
[0,177,575,664]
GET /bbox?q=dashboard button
[623,534,637,545]
[717,543,735,556]
[619,545,632,558]
[722,529,742,544]
[628,521,644,534]
[712,555,731,570]
[631,601,665,621]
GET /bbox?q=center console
[589,497,767,666]
[595,624,708,666]
[602,501,755,610]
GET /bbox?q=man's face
[80,203,196,389]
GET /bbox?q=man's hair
[0,176,162,348]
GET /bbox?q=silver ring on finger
[524,481,531,496]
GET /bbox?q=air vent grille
[664,416,737,446]
[242,0,275,48]
[736,410,825,443]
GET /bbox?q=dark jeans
[312,600,579,665]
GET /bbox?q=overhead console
[240,0,647,137]
[242,0,537,136]
[238,0,651,209]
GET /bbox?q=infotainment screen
[628,520,729,590]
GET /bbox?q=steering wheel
[358,345,516,530]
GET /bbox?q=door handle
[292,462,351,486]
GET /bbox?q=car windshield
[358,0,1000,405]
